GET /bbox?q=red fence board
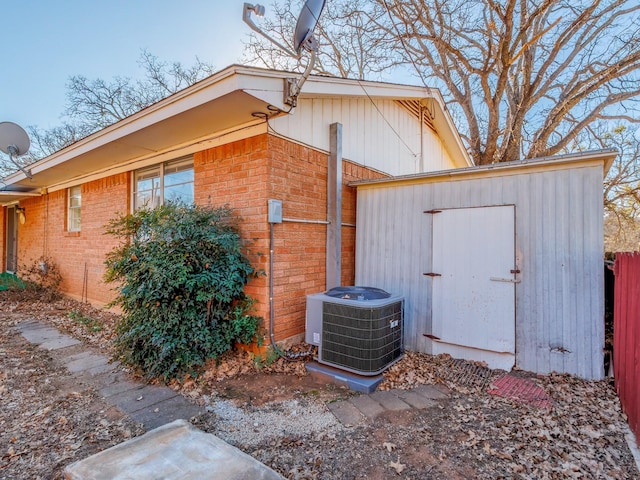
[614,252,640,445]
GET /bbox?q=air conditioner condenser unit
[306,286,404,376]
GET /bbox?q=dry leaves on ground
[1,290,638,479]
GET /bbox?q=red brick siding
[194,135,271,335]
[196,135,386,342]
[10,133,386,343]
[17,174,129,304]
[267,137,329,340]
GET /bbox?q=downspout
[269,221,280,353]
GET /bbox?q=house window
[133,156,194,210]
[67,185,82,232]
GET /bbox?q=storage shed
[353,149,616,380]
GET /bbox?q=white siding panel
[355,164,605,379]
[271,98,453,175]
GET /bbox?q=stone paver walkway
[17,319,451,431]
[17,320,203,431]
[326,383,449,426]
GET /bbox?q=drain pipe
[268,201,310,360]
[268,220,282,355]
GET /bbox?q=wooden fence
[613,252,640,444]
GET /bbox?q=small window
[67,185,81,232]
[133,157,194,210]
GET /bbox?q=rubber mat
[487,374,553,409]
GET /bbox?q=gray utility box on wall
[305,286,404,376]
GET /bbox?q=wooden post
[326,123,342,289]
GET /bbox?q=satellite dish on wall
[242,0,327,107]
[0,121,33,179]
[0,122,30,157]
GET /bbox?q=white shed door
[431,206,516,370]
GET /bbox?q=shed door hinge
[423,209,442,214]
[423,272,441,277]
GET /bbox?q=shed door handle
[490,277,521,284]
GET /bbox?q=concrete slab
[109,385,178,413]
[129,396,205,430]
[349,395,385,419]
[327,401,365,427]
[87,361,119,376]
[305,362,383,393]
[63,419,284,480]
[413,384,449,400]
[17,320,49,329]
[99,380,145,398]
[66,353,111,373]
[17,321,55,333]
[19,326,62,344]
[369,391,411,411]
[395,390,437,409]
[39,336,81,350]
[88,369,128,388]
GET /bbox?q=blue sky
[2,1,253,130]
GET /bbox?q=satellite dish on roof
[242,0,327,107]
[0,121,33,179]
[293,0,326,55]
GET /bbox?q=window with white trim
[67,185,81,232]
[133,156,194,210]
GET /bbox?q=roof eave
[350,148,619,187]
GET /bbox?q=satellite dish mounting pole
[242,0,326,108]
[7,145,33,179]
[242,3,298,58]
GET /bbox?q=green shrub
[0,272,26,291]
[104,203,263,380]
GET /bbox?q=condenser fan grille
[320,300,403,375]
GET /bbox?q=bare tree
[589,122,640,251]
[242,0,401,80]
[243,1,640,165]
[27,123,96,159]
[65,49,215,131]
[376,0,640,165]
[13,50,215,163]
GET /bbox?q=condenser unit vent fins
[320,299,403,375]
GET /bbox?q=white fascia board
[428,90,474,168]
[0,191,41,206]
[45,122,268,194]
[302,76,433,99]
[351,148,619,187]
[6,66,289,186]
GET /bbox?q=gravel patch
[203,397,343,447]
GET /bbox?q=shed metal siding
[270,98,453,175]
[355,164,605,379]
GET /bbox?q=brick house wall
[9,133,385,343]
[16,173,129,304]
